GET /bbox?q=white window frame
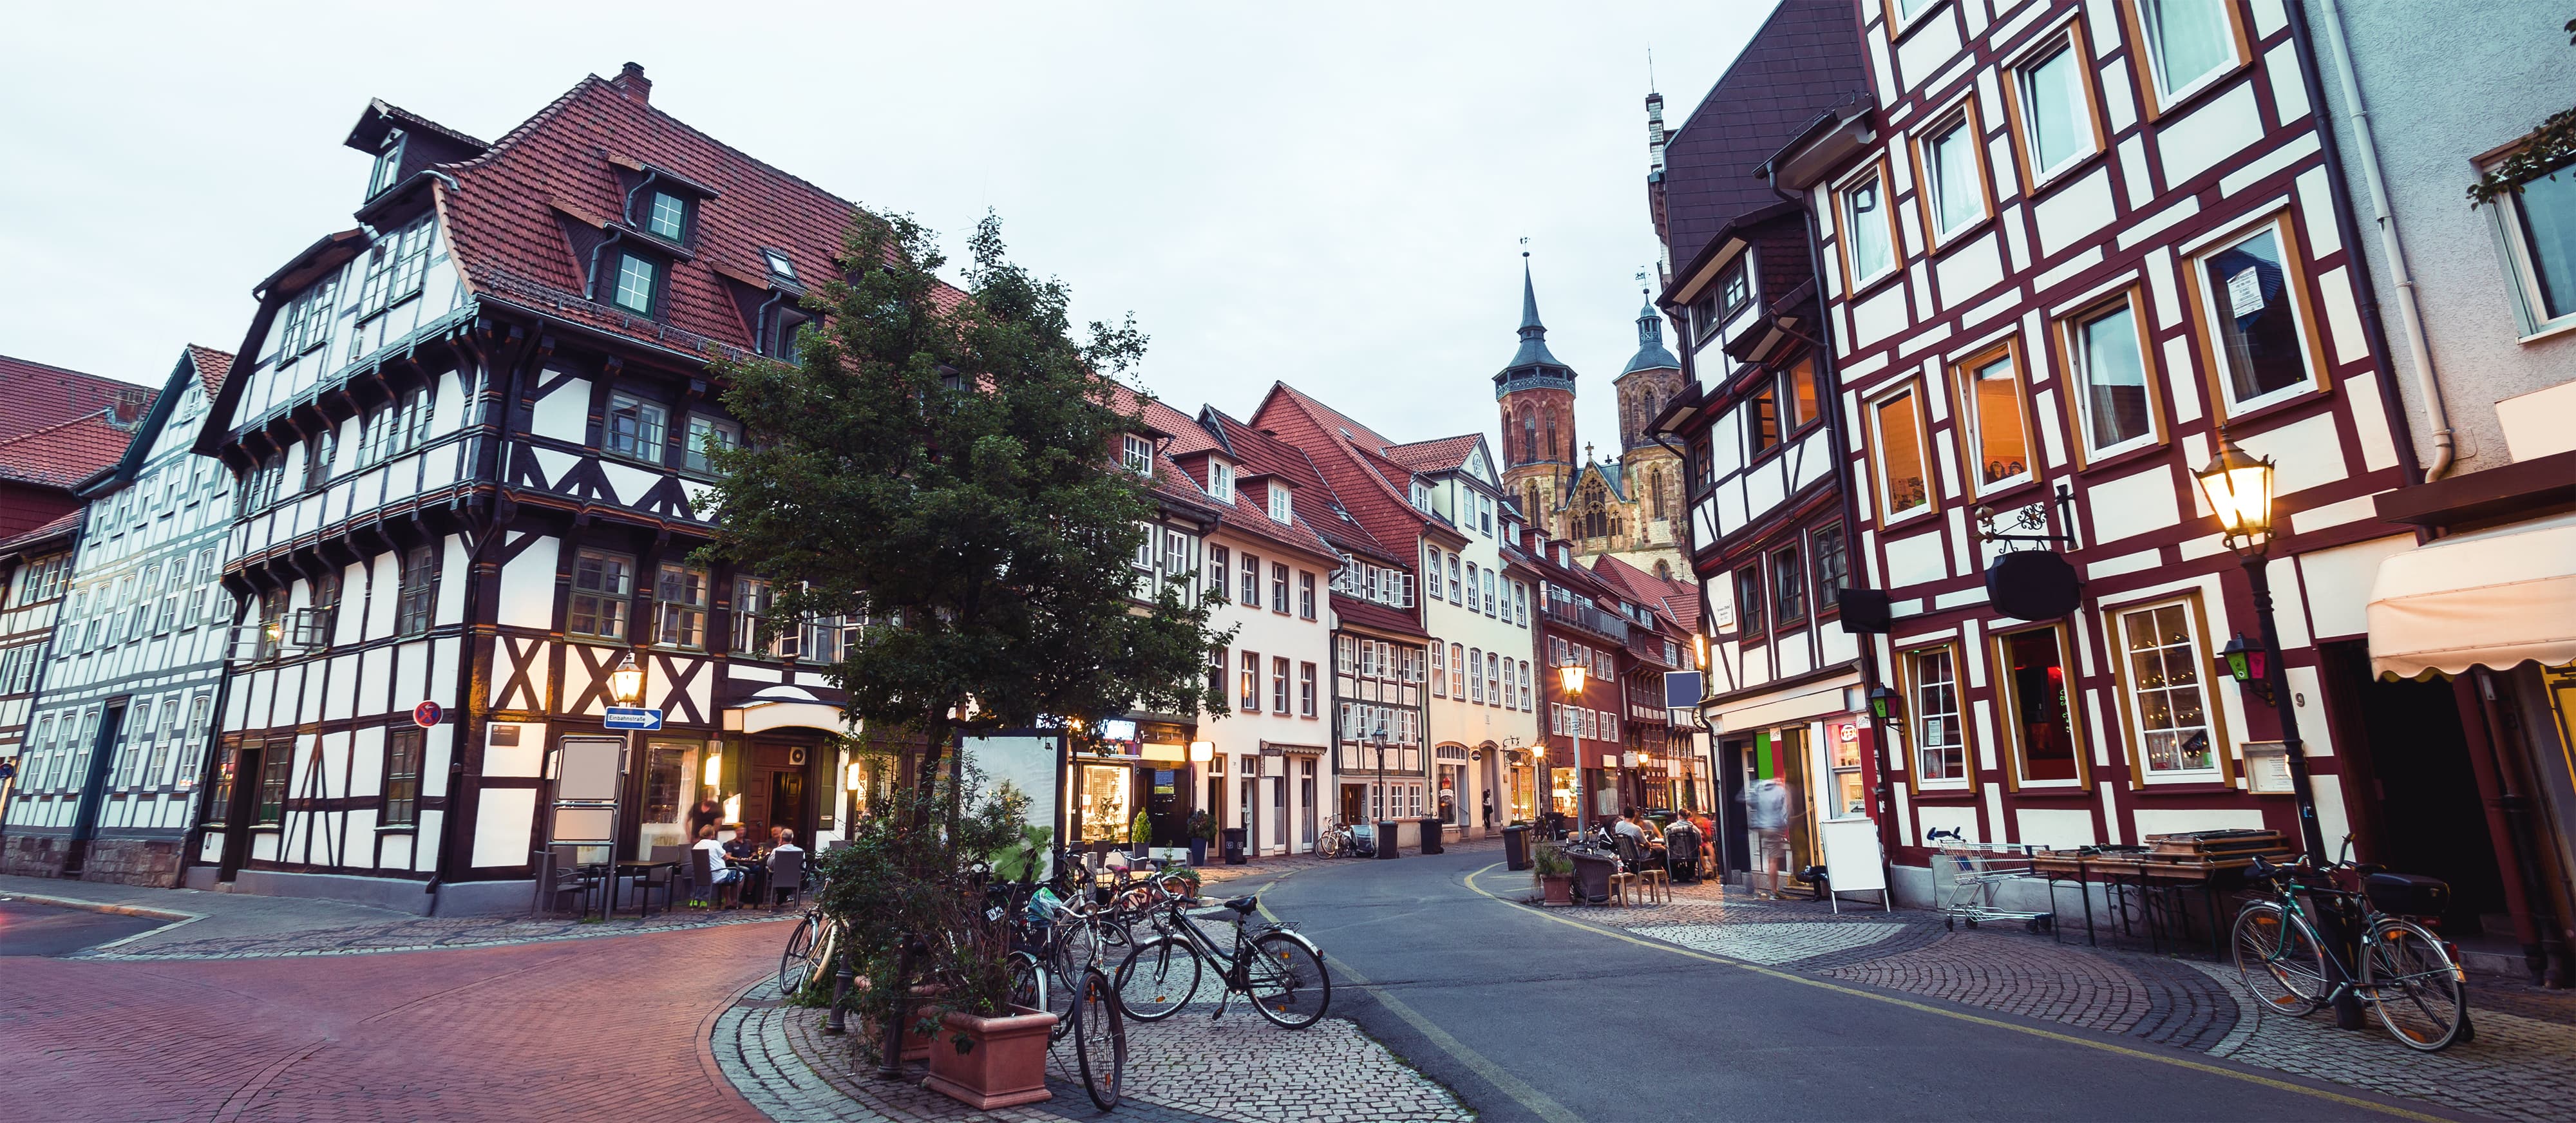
[2190,212,2324,417]
[1952,340,2035,498]
[2061,290,2163,462]
[2484,157,2576,338]
[2005,23,2106,192]
[1908,645,1969,789]
[1121,435,1153,475]
[611,252,658,315]
[1267,482,1292,523]
[2128,0,2248,117]
[2113,596,2226,782]
[1834,160,1901,292]
[1913,93,1993,250]
[1866,382,1938,526]
[1208,460,1234,502]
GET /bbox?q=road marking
[1260,895,1582,1123]
[3,890,204,953]
[1461,865,2451,1123]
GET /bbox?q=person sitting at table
[1663,812,1701,880]
[694,826,742,904]
[768,828,806,909]
[1612,807,1652,850]
[723,827,758,860]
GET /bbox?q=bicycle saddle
[1222,895,1260,915]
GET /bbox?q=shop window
[2130,0,2246,115]
[1078,764,1132,845]
[1908,646,1968,786]
[2063,293,2158,458]
[1836,162,1899,290]
[2008,25,2105,188]
[1826,720,1867,818]
[2117,599,2220,777]
[2193,215,2320,415]
[1998,627,2082,784]
[1955,343,2033,496]
[569,549,634,641]
[1870,384,1935,521]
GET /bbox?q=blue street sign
[603,706,664,731]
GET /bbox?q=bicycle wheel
[1113,934,1202,1021]
[1246,932,1331,1029]
[1318,834,1345,859]
[1070,966,1126,1110]
[2364,918,2466,1052]
[778,914,820,998]
[2231,903,2330,1016]
[1007,950,1046,1013]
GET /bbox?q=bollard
[824,954,852,1034]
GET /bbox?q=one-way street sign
[603,706,664,731]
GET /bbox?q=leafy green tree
[2467,19,2576,207]
[706,210,1228,818]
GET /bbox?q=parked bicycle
[2231,851,2468,1052]
[1115,890,1331,1028]
[1316,817,1374,859]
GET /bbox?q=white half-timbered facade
[1,348,236,885]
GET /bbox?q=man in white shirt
[694,826,741,907]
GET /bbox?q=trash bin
[1418,817,1445,854]
[1502,824,1531,871]
[1374,820,1402,859]
[1222,827,1247,865]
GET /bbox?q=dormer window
[611,252,659,315]
[762,248,797,280]
[1267,482,1293,524]
[1208,460,1234,501]
[1122,434,1153,475]
[1410,480,1429,510]
[366,129,406,200]
[645,191,688,242]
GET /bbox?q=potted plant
[922,918,1057,1109]
[1532,838,1575,905]
[1184,808,1213,866]
[1130,808,1153,858]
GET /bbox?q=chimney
[611,62,651,106]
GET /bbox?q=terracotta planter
[1540,873,1573,905]
[923,1005,1058,1109]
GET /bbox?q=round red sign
[413,700,444,728]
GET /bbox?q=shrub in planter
[1531,838,1576,905]
[1184,808,1213,865]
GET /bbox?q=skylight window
[762,248,796,279]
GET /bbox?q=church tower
[1493,255,1577,538]
[1605,299,1689,579]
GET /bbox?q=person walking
[1689,807,1717,871]
[687,797,724,842]
[1743,777,1795,899]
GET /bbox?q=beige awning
[2367,512,2576,679]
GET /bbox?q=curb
[2,889,206,952]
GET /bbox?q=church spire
[1504,252,1567,372]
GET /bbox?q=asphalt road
[1262,849,2451,1123]
[0,896,162,957]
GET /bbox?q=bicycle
[1114,891,1331,1029]
[2231,852,2468,1052]
[1316,817,1373,859]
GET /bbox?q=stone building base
[0,835,186,887]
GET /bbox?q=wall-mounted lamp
[1867,686,1899,722]
[846,760,865,792]
[703,750,723,788]
[2218,632,2275,704]
[609,653,645,707]
[1188,740,1215,764]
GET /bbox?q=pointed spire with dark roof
[1504,254,1566,373]
[1620,299,1680,375]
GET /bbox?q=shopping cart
[1926,828,2056,934]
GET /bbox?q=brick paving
[1,919,786,1122]
[1573,878,2576,1123]
[724,971,1472,1122]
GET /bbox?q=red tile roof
[1249,382,1456,570]
[430,70,965,362]
[1133,395,1341,563]
[184,345,236,397]
[0,411,138,489]
[0,353,153,442]
[1199,408,1408,566]
[1332,594,1429,639]
[1589,552,1700,635]
[1380,433,1482,474]
[0,509,82,559]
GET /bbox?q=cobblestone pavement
[1,872,795,959]
[1,919,784,1121]
[721,976,1472,1122]
[1578,878,2576,1122]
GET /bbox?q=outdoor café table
[613,859,678,918]
[726,855,766,907]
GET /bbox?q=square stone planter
[923,1006,1057,1109]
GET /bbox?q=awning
[2367,511,2576,679]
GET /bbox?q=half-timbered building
[0,515,82,828]
[185,66,971,912]
[1781,0,2415,902]
[2,347,235,885]
[1646,0,1879,891]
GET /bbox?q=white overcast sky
[1,1,1777,459]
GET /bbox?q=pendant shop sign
[1986,551,2083,621]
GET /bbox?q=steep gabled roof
[1381,433,1482,474]
[1198,408,1405,566]
[1249,382,1463,568]
[1135,397,1339,563]
[0,353,153,442]
[428,68,965,361]
[184,345,235,397]
[0,509,83,560]
[1658,0,1871,276]
[98,346,236,494]
[0,411,138,489]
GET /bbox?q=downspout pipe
[2309,0,2454,481]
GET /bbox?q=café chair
[543,844,603,916]
[768,849,806,911]
[1612,835,1667,905]
[687,847,737,911]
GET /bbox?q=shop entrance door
[1719,739,1750,874]
[1766,726,1817,894]
[1269,775,1287,854]
[743,742,812,845]
[1147,768,1179,850]
[2320,641,2506,933]
[1238,774,1258,854]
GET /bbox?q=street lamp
[1560,663,1586,831]
[607,652,646,865]
[2194,431,2327,863]
[1370,727,1389,837]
